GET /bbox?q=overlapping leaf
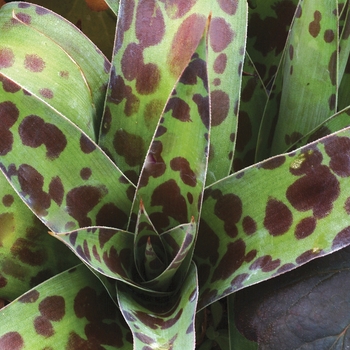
[117,262,198,350]
[0,264,132,349]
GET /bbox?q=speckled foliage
[1,0,350,349]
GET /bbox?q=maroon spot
[0,274,7,288]
[18,164,51,216]
[332,226,350,249]
[324,29,335,43]
[0,332,24,350]
[103,246,129,277]
[287,165,340,218]
[264,198,293,236]
[135,63,160,95]
[295,4,302,17]
[192,94,210,129]
[289,44,294,60]
[34,316,54,337]
[168,14,206,77]
[170,157,197,187]
[18,3,31,7]
[213,53,227,74]
[328,50,337,86]
[211,90,230,126]
[249,255,281,272]
[121,43,143,81]
[345,197,350,214]
[294,217,316,239]
[80,167,92,180]
[260,155,286,170]
[136,0,165,47]
[209,17,234,53]
[284,131,303,146]
[180,55,207,88]
[211,239,246,282]
[39,296,65,321]
[49,176,64,206]
[16,13,31,24]
[66,332,103,350]
[213,78,221,86]
[296,249,322,265]
[24,54,45,72]
[289,148,323,176]
[276,263,296,274]
[309,11,321,38]
[0,75,21,93]
[35,6,50,15]
[19,115,67,159]
[215,193,242,238]
[0,101,19,156]
[39,88,54,99]
[245,250,257,263]
[19,289,40,303]
[0,48,15,68]
[165,97,191,122]
[151,179,188,229]
[324,136,350,176]
[66,185,107,227]
[329,94,336,111]
[80,134,96,154]
[113,129,144,167]
[2,194,14,207]
[69,231,78,246]
[217,0,238,15]
[164,0,196,19]
[242,216,257,235]
[11,238,47,266]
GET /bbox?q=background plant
[0,0,350,349]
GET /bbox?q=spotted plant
[1,0,350,349]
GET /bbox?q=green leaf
[0,73,134,232]
[196,126,350,309]
[0,264,132,349]
[0,1,110,139]
[0,171,79,301]
[117,262,198,350]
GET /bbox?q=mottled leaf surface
[0,171,79,301]
[196,126,350,309]
[0,264,132,349]
[0,73,134,232]
[234,245,350,350]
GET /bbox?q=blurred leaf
[234,245,350,350]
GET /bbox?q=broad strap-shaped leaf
[0,2,110,140]
[0,264,132,349]
[0,73,134,233]
[195,126,350,310]
[117,262,198,350]
[99,0,209,179]
[0,170,79,301]
[338,1,350,83]
[131,31,210,235]
[270,0,338,155]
